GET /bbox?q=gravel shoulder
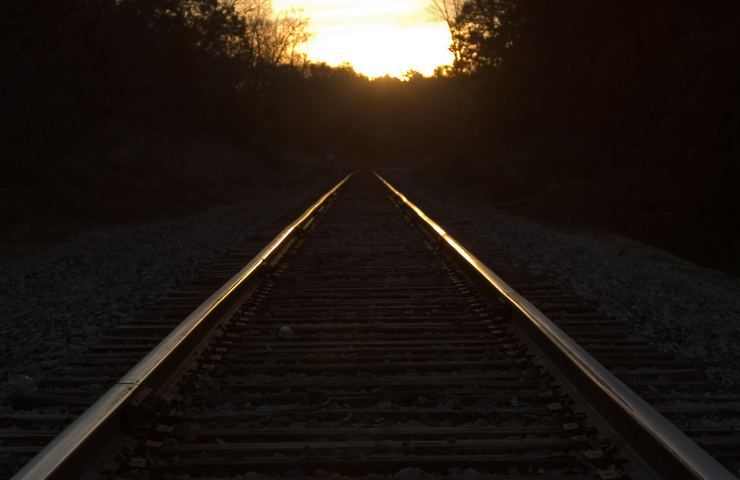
[385,170,740,384]
[0,178,334,397]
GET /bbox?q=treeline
[2,0,737,268]
[265,66,471,161]
[3,0,739,197]
[0,0,310,184]
[432,0,740,196]
[0,0,463,184]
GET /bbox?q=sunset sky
[273,0,454,78]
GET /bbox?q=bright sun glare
[273,0,454,78]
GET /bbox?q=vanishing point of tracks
[3,172,739,479]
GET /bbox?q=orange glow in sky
[273,0,454,78]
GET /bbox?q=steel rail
[12,173,353,480]
[374,171,736,480]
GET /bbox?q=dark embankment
[414,167,740,276]
[416,0,740,275]
[0,0,337,260]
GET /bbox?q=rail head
[12,173,353,480]
[374,171,736,480]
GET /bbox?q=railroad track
[3,172,738,479]
[0,196,327,479]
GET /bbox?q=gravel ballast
[386,171,740,384]
[0,180,332,398]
